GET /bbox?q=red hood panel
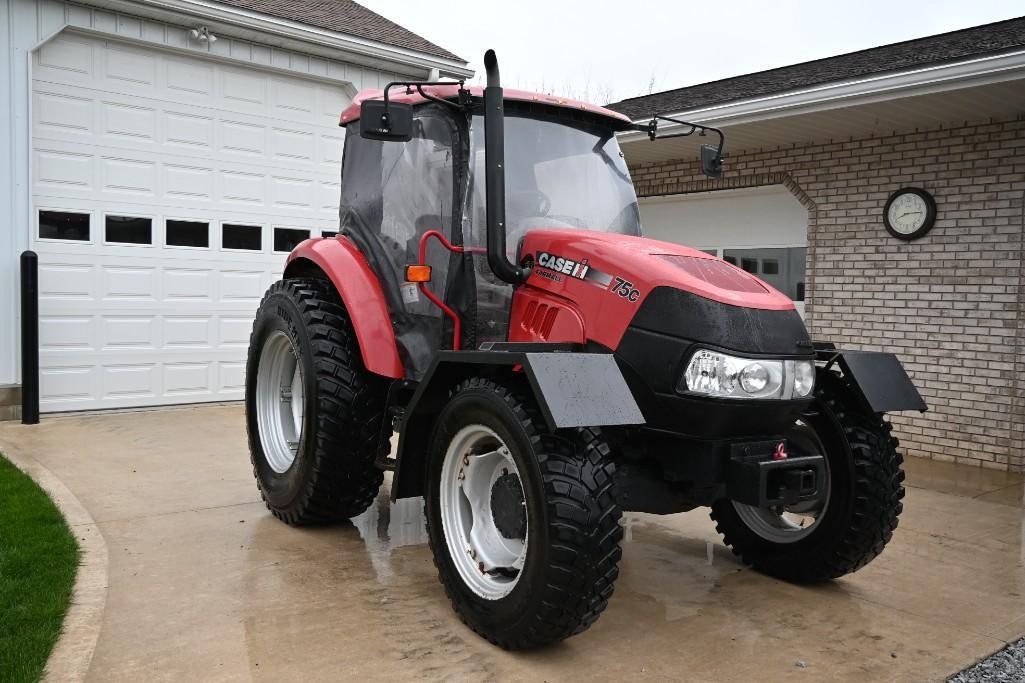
[515,230,797,350]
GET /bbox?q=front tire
[245,278,388,525]
[710,369,905,582]
[425,378,623,649]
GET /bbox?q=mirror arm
[379,80,469,113]
[645,114,725,157]
[643,114,725,177]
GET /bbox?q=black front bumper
[725,440,825,508]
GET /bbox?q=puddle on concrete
[350,491,429,582]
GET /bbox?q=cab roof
[339,85,635,129]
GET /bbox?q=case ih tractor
[245,51,925,649]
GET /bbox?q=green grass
[0,455,79,683]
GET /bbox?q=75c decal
[610,276,640,302]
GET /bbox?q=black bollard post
[20,251,39,425]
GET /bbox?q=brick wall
[629,116,1025,471]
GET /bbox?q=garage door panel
[221,119,266,156]
[35,149,94,190]
[218,361,247,394]
[40,316,95,351]
[165,111,214,150]
[101,157,156,196]
[40,366,98,405]
[32,34,347,411]
[164,362,213,397]
[220,271,264,301]
[101,101,157,142]
[166,56,214,97]
[164,268,213,300]
[165,164,215,201]
[103,44,157,88]
[34,91,93,135]
[101,364,157,400]
[37,35,94,79]
[102,266,157,300]
[102,316,158,350]
[39,263,96,299]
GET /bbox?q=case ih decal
[535,251,614,289]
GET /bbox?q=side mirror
[700,144,723,178]
[359,100,413,142]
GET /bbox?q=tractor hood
[516,229,802,353]
[519,230,795,307]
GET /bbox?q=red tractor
[245,51,925,649]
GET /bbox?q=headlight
[679,349,815,400]
[793,360,815,398]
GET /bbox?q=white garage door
[639,185,809,316]
[31,32,350,412]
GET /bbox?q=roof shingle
[607,17,1025,120]
[217,0,465,62]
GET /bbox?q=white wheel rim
[439,424,528,600]
[255,330,305,474]
[731,421,831,544]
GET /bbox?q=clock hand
[898,211,922,219]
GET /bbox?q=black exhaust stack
[483,50,529,285]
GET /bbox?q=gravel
[949,637,1025,682]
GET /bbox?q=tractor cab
[336,83,642,378]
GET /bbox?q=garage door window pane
[723,247,807,301]
[39,211,89,241]
[167,220,209,248]
[105,215,152,245]
[223,224,262,251]
[274,228,310,252]
[321,231,338,238]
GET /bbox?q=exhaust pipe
[483,49,529,285]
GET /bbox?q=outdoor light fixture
[189,26,218,43]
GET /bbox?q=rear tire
[245,278,388,525]
[424,378,623,649]
[710,369,905,582]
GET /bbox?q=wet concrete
[1,403,1023,682]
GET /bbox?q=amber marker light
[404,264,432,282]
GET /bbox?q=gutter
[618,47,1025,142]
[84,0,475,79]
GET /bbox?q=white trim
[91,0,474,79]
[619,48,1025,140]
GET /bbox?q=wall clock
[884,187,936,241]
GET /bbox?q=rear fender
[284,237,403,379]
[815,345,926,414]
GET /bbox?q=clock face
[884,188,936,240]
[887,192,928,234]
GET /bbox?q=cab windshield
[465,112,642,252]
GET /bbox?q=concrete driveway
[2,404,1023,682]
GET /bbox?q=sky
[360,0,1024,104]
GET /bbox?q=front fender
[285,237,403,379]
[816,346,926,414]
